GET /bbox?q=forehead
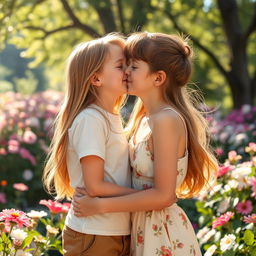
[107,44,124,60]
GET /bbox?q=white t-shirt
[65,104,131,235]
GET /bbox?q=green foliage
[14,70,38,94]
[0,0,255,105]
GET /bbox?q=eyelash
[131,66,138,70]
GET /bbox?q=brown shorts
[62,225,130,256]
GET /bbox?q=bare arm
[81,155,137,197]
[74,113,184,216]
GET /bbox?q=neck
[94,96,119,114]
[139,92,168,116]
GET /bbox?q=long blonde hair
[43,33,126,200]
[125,32,218,198]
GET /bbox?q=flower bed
[0,200,70,256]
[0,91,63,210]
[196,145,256,255]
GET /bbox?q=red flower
[160,246,172,256]
[177,242,184,248]
[137,235,144,244]
[217,166,233,177]
[0,209,30,228]
[212,211,234,229]
[152,224,158,231]
[39,200,70,214]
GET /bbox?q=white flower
[210,184,222,196]
[217,197,230,213]
[25,117,40,128]
[11,229,28,241]
[231,167,252,179]
[227,179,239,189]
[27,210,48,218]
[197,226,210,239]
[22,169,33,181]
[241,104,251,114]
[200,229,216,245]
[220,234,236,252]
[204,244,217,256]
[234,133,248,146]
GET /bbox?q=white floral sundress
[129,107,202,256]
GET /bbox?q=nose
[125,65,131,75]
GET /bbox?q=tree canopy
[0,0,255,108]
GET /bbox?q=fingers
[75,187,87,195]
[74,188,86,197]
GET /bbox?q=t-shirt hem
[66,224,131,236]
[78,150,105,161]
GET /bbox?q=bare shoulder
[151,110,184,136]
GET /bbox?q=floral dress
[129,108,202,256]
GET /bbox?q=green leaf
[223,250,235,256]
[21,231,39,248]
[243,230,254,246]
[250,247,256,256]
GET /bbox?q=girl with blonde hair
[73,32,218,256]
[43,33,136,255]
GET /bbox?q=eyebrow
[115,58,124,63]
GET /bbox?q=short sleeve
[69,112,107,160]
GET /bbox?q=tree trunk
[217,0,253,108]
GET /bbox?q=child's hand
[73,187,88,197]
[72,194,101,217]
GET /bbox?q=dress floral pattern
[129,111,202,256]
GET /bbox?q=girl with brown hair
[73,32,218,256]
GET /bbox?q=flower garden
[0,91,255,255]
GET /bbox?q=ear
[90,73,102,87]
[154,71,166,87]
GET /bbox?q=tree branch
[59,0,101,37]
[245,3,256,39]
[25,25,76,39]
[164,11,229,80]
[0,0,17,24]
[116,0,125,33]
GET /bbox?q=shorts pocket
[81,234,96,255]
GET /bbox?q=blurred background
[0,0,255,254]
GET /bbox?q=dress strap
[161,107,188,152]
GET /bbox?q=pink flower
[217,166,233,177]
[23,130,37,144]
[61,202,71,214]
[245,143,256,155]
[13,183,29,192]
[8,140,20,153]
[0,148,7,155]
[212,212,234,229]
[215,147,224,156]
[19,148,36,166]
[228,151,242,164]
[243,214,256,224]
[39,200,70,214]
[0,192,7,204]
[0,209,30,228]
[236,200,253,215]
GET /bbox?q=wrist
[97,197,107,214]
